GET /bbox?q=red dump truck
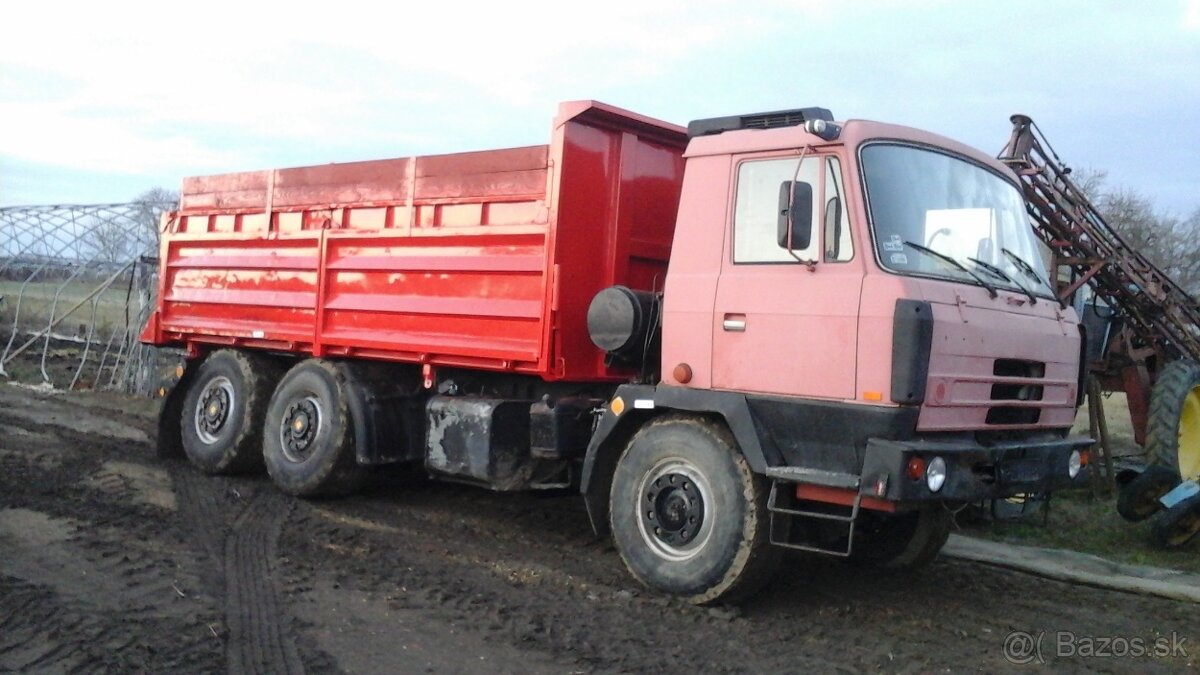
[145,100,1092,603]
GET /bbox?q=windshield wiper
[902,241,998,298]
[1000,247,1063,307]
[1000,248,1049,287]
[968,257,1037,305]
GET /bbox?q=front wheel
[262,359,364,497]
[851,506,952,570]
[608,416,780,605]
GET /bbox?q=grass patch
[959,392,1200,574]
[0,279,138,339]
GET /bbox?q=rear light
[905,456,927,480]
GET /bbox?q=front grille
[993,359,1045,378]
[986,406,1041,425]
[986,358,1046,425]
[990,382,1044,401]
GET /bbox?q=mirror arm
[785,248,818,270]
[786,145,816,269]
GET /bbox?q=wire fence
[0,202,176,394]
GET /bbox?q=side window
[824,157,854,262]
[733,157,821,263]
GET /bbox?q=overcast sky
[2,0,1197,216]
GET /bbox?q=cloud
[1187,0,1200,29]
[0,0,801,178]
[0,101,249,174]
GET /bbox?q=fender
[334,361,425,466]
[579,384,778,535]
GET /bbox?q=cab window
[733,157,820,263]
[733,156,852,263]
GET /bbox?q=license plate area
[997,459,1045,485]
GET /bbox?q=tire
[608,416,780,605]
[262,359,364,497]
[851,506,952,570]
[1149,495,1200,549]
[180,350,283,474]
[1115,465,1180,522]
[1146,359,1200,481]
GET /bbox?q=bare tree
[131,187,180,253]
[88,216,134,263]
[1072,169,1200,294]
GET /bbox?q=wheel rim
[1178,385,1200,480]
[636,458,714,562]
[279,395,324,463]
[193,376,235,445]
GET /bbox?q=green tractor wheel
[1146,360,1200,482]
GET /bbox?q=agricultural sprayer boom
[1000,115,1200,371]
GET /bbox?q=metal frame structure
[0,202,170,393]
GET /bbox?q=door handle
[722,314,746,332]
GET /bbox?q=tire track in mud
[2,387,311,673]
[172,467,305,675]
[1,441,223,670]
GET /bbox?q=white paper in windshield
[923,208,995,262]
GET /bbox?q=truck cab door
[711,154,863,400]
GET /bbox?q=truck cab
[584,108,1091,603]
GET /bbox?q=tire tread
[1146,360,1200,478]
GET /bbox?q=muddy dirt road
[1,383,1196,673]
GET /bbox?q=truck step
[766,482,860,557]
[763,466,860,490]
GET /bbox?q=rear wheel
[180,350,282,474]
[1146,360,1200,482]
[609,416,780,605]
[262,359,364,497]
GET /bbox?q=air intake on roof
[687,107,835,138]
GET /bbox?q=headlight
[1068,450,1082,478]
[926,456,947,493]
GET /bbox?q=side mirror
[778,181,813,250]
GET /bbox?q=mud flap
[154,356,196,460]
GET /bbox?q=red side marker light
[905,456,927,481]
[673,363,693,384]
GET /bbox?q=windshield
[861,143,1053,297]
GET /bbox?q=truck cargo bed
[144,102,688,382]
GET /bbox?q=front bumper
[860,434,1094,502]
